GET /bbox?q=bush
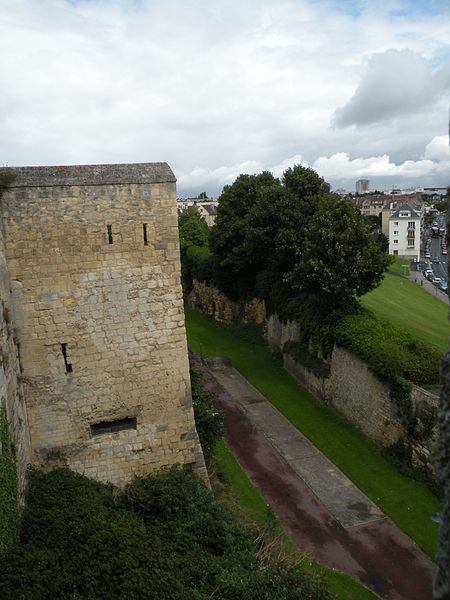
[335,311,441,386]
[190,364,224,462]
[0,467,331,599]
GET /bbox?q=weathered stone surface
[0,163,206,488]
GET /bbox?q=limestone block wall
[329,345,404,445]
[188,279,264,325]
[0,163,206,487]
[0,223,31,498]
[268,312,438,475]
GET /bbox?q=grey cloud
[332,49,437,128]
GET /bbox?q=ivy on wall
[0,404,19,557]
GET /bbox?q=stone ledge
[0,163,176,188]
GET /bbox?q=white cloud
[332,49,438,127]
[0,0,449,195]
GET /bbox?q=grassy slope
[186,306,440,558]
[361,272,449,353]
[213,440,380,600]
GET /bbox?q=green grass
[361,272,449,353]
[186,306,440,559]
[213,439,380,600]
[388,257,411,275]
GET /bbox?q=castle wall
[0,163,206,487]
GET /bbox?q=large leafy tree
[210,172,281,298]
[178,207,209,258]
[287,194,391,307]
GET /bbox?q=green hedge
[0,405,19,557]
[335,312,441,386]
[0,467,331,599]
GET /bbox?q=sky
[1,0,450,197]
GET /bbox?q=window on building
[393,240,398,244]
[407,239,415,247]
[394,221,399,225]
[408,221,415,228]
[394,230,398,235]
[107,225,113,244]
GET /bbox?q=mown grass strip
[186,306,440,559]
[213,439,380,599]
[361,272,449,353]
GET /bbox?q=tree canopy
[208,165,390,311]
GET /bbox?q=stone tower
[0,163,206,486]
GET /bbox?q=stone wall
[0,220,31,499]
[269,313,438,475]
[0,163,206,487]
[188,279,264,325]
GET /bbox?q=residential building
[388,203,422,260]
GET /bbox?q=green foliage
[335,311,441,386]
[287,195,391,307]
[210,171,282,299]
[185,306,441,559]
[0,467,330,599]
[207,165,389,312]
[190,363,224,461]
[178,207,209,258]
[0,405,19,557]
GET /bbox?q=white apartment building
[388,203,421,260]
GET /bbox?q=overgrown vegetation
[0,467,332,599]
[190,362,224,462]
[335,311,441,387]
[0,404,19,558]
[181,165,391,317]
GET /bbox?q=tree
[210,172,281,298]
[178,207,209,258]
[287,194,391,307]
[197,191,208,199]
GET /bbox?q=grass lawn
[213,439,380,600]
[361,272,449,353]
[186,306,440,559]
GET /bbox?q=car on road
[438,280,448,292]
[425,253,431,259]
[432,257,440,263]
[423,269,433,278]
[426,272,435,281]
[432,277,443,286]
[443,249,448,255]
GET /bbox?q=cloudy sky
[1,0,450,196]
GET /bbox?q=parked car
[426,272,435,281]
[438,280,448,292]
[433,257,440,263]
[442,249,448,255]
[432,277,442,286]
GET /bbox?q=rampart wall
[0,163,206,488]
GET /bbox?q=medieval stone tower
[0,162,206,488]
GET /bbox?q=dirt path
[199,362,436,600]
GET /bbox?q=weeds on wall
[0,404,19,557]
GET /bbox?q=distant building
[177,198,219,226]
[356,179,370,194]
[388,203,422,260]
[359,194,387,218]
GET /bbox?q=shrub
[335,311,441,386]
[0,467,331,599]
[190,364,224,462]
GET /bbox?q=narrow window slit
[143,223,148,246]
[61,343,72,373]
[107,225,113,244]
[91,417,137,436]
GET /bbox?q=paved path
[200,360,436,600]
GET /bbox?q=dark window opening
[143,223,148,246]
[91,417,137,436]
[61,343,72,373]
[107,225,113,244]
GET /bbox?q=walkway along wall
[0,163,207,489]
[189,281,438,476]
